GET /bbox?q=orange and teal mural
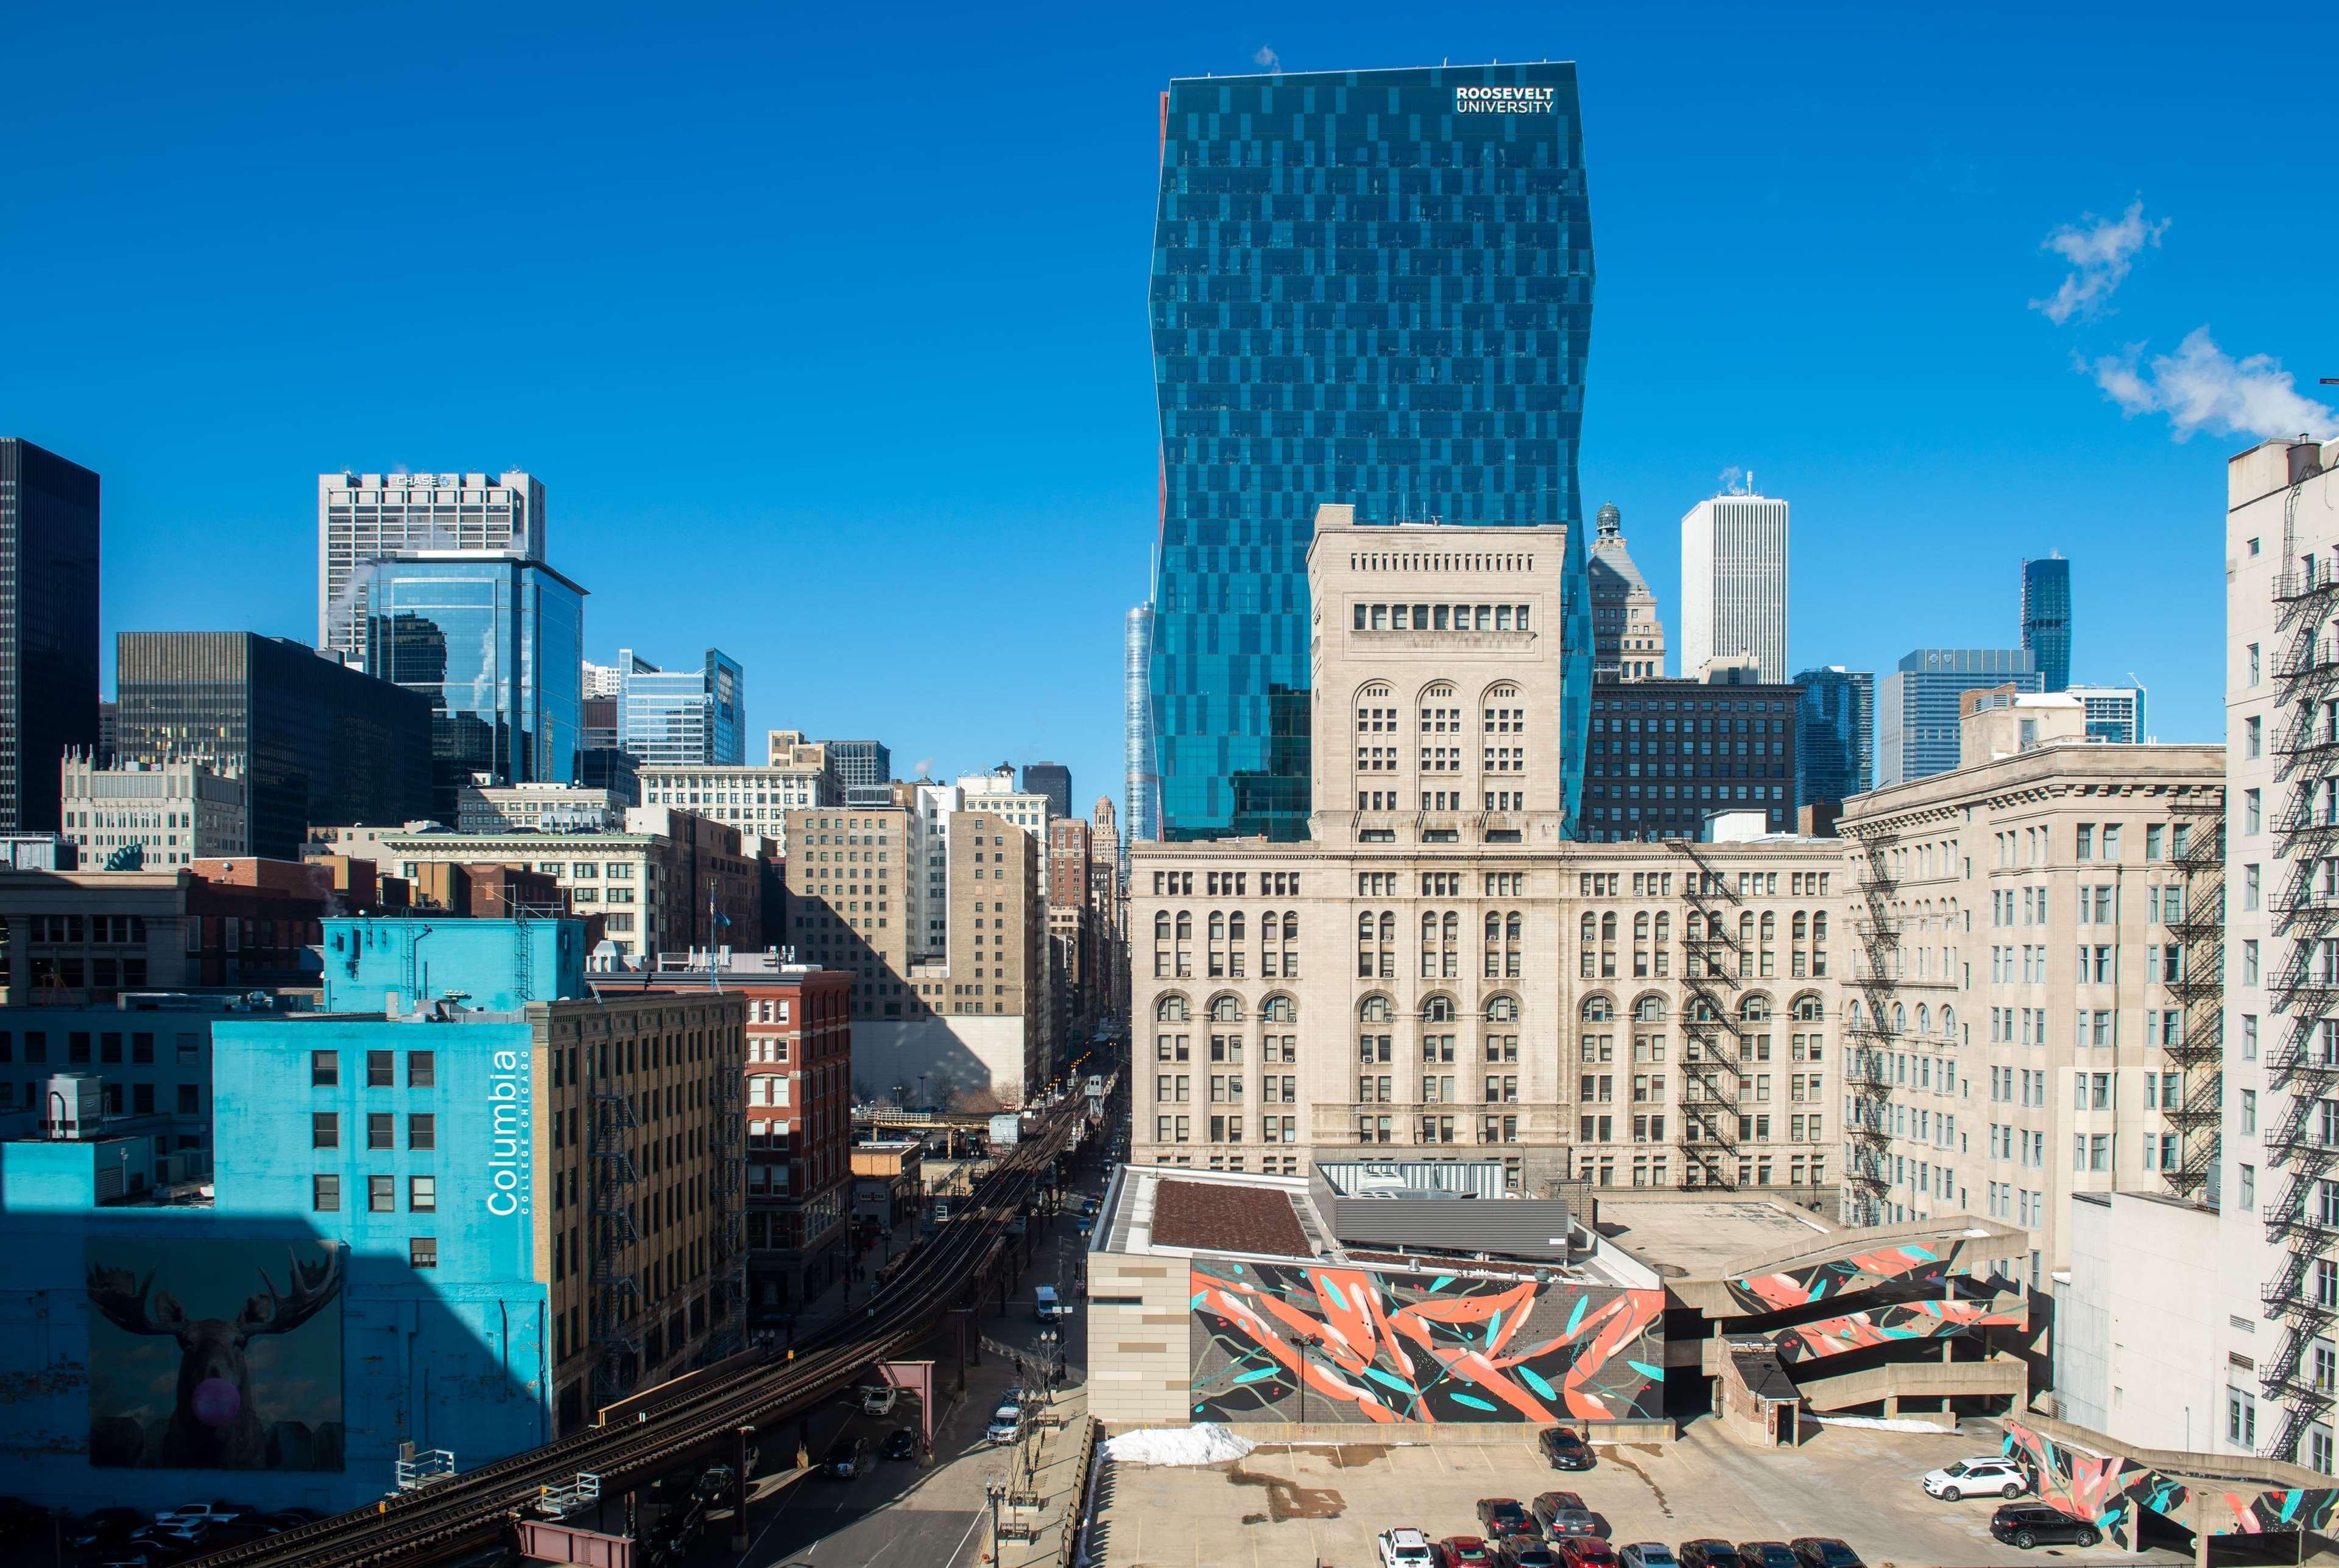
[1188,1257,1663,1425]
[1728,1239,1976,1313]
[2212,1486,2339,1535]
[2001,1421,2189,1550]
[1773,1282,2025,1362]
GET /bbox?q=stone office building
[1131,513,1847,1194]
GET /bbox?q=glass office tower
[2020,555,2072,692]
[1147,63,1596,841]
[363,553,586,818]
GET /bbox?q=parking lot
[1091,1420,2201,1568]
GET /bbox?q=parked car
[1503,1543,1562,1568]
[859,1385,899,1416]
[986,1406,1025,1444]
[1539,1427,1597,1471]
[1991,1505,2098,1550]
[693,1464,739,1503]
[1618,1546,1680,1568]
[1380,1529,1438,1568]
[1439,1537,1498,1567]
[881,1427,919,1461]
[1734,1544,1800,1568]
[1788,1539,1864,1568]
[822,1436,871,1480]
[153,1504,247,1528]
[1556,1540,1620,1568]
[1532,1492,1598,1539]
[1681,1542,1746,1568]
[1478,1499,1536,1541]
[1921,1456,2029,1500]
[68,1509,149,1552]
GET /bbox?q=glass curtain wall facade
[616,647,746,768]
[1148,63,1596,842]
[113,632,433,860]
[0,438,101,834]
[362,555,585,818]
[1793,666,1875,809]
[2020,556,2072,692]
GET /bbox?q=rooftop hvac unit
[41,1074,104,1141]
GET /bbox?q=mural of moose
[85,1242,342,1470]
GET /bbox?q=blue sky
[6,0,2332,810]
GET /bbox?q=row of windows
[311,1050,435,1088]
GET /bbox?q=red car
[1558,1540,1620,1568]
[1441,1538,1500,1567]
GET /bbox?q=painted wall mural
[1189,1256,1663,1425]
[85,1237,344,1471]
[1727,1239,1977,1313]
[2214,1487,2339,1535]
[1771,1283,2025,1363]
[2000,1421,2187,1550]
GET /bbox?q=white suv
[1378,1529,1435,1568]
[1921,1456,2030,1500]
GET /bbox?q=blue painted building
[0,918,746,1513]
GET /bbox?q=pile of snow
[1104,1424,1257,1465]
[1817,1415,1956,1434]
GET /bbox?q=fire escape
[1669,843,1743,1189]
[2163,795,2225,1200]
[2262,552,2339,1462]
[588,1072,644,1405]
[1841,838,1899,1226]
[700,1061,748,1363]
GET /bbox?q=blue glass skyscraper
[363,552,585,817]
[1146,63,1596,841]
[2020,555,2072,692]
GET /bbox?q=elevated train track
[186,1102,1087,1568]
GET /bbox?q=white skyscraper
[1679,490,1788,681]
[317,470,546,667]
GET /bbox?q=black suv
[1681,1544,1745,1568]
[1789,1539,1864,1568]
[1539,1427,1596,1471]
[1991,1505,2100,1550]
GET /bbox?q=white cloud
[1716,466,1751,496]
[1253,45,1280,71]
[2030,200,2167,325]
[2085,328,2338,442]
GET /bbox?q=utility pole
[986,1474,1007,1564]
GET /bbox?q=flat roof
[1592,1197,1834,1278]
[1097,1164,1655,1292]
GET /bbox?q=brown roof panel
[1152,1180,1311,1259]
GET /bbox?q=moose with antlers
[86,1243,342,1469]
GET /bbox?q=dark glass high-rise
[2021,556,2072,692]
[0,438,101,834]
[1146,63,1596,841]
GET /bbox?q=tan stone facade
[1833,735,2223,1290]
[783,806,914,1018]
[1130,515,1844,1194]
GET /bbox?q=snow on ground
[1817,1415,1961,1434]
[1103,1424,1258,1465]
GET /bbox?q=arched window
[1210,995,1242,1022]
[1634,996,1665,1022]
[1262,912,1280,941]
[1154,911,1171,940]
[1846,998,1864,1028]
[1738,910,1755,943]
[1939,1005,1956,1037]
[1654,910,1671,943]
[1359,996,1394,1024]
[1634,911,1651,939]
[1264,995,1297,1024]
[1792,911,1808,941]
[1359,913,1376,940]
[1378,911,1396,942]
[1759,912,1776,943]
[1486,995,1520,1022]
[1600,912,1617,942]
[1174,911,1191,941]
[1229,912,1246,943]
[1423,996,1456,1023]
[1740,995,1772,1022]
[1581,995,1614,1022]
[1689,997,1721,1024]
[1579,913,1596,944]
[1283,910,1299,938]
[1156,994,1190,1023]
[1812,912,1829,941]
[1892,1002,1907,1032]
[1208,911,1226,942]
[1915,1004,1932,1035]
[1793,993,1824,1022]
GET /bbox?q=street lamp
[986,1474,1007,1562]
